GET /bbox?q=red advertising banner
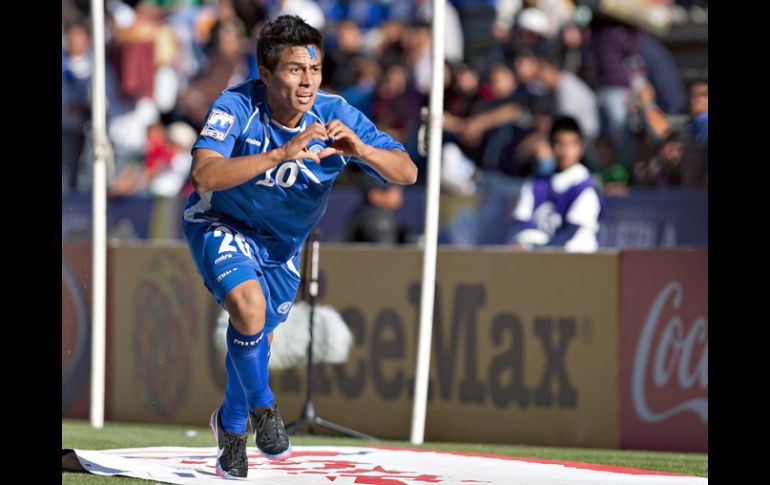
[619,250,707,452]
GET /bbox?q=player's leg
[215,289,273,437]
[247,254,302,459]
[222,279,276,412]
[222,354,247,431]
[184,222,265,429]
[183,221,266,477]
[219,323,272,435]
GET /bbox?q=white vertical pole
[90,0,108,430]
[410,0,445,446]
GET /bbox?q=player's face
[552,131,583,171]
[262,46,323,123]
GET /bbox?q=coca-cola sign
[632,281,708,423]
[620,250,707,452]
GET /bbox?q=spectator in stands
[681,78,708,188]
[511,98,555,179]
[104,1,163,175]
[108,122,168,198]
[684,79,708,146]
[401,19,433,95]
[346,176,410,244]
[444,62,482,119]
[443,61,529,162]
[633,131,685,187]
[586,14,644,165]
[639,32,688,115]
[320,0,389,33]
[535,51,599,150]
[512,47,548,102]
[177,18,251,129]
[269,0,326,31]
[494,5,564,56]
[376,19,408,69]
[627,76,670,142]
[149,121,198,198]
[107,2,165,102]
[371,63,424,143]
[596,137,631,196]
[62,22,92,192]
[559,21,586,76]
[62,0,707,201]
[339,56,381,118]
[625,75,672,181]
[412,0,464,64]
[322,20,365,92]
[506,116,602,252]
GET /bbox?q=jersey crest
[201,109,235,141]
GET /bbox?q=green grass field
[62,419,707,484]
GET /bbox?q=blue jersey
[183,79,406,265]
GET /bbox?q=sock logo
[232,332,264,347]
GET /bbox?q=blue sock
[222,322,275,423]
[220,353,249,434]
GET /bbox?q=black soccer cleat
[209,408,249,478]
[250,404,292,460]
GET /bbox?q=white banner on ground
[64,445,707,484]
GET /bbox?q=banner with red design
[63,446,707,484]
[619,250,708,452]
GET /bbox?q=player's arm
[190,148,282,193]
[320,120,418,185]
[352,146,416,185]
[191,123,330,192]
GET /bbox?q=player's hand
[319,120,368,159]
[276,122,329,164]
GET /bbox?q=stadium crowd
[62,0,708,241]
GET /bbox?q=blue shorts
[183,220,302,334]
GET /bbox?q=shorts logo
[216,268,237,282]
[201,109,235,141]
[214,253,233,265]
[278,301,292,314]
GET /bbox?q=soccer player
[182,15,417,478]
[506,116,603,252]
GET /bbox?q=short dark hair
[686,77,708,93]
[537,52,563,71]
[257,15,323,72]
[549,115,583,143]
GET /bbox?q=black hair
[549,115,583,144]
[63,21,91,35]
[663,130,683,144]
[537,50,564,71]
[686,77,708,91]
[256,15,323,72]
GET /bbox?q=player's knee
[229,303,266,335]
[225,284,267,335]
